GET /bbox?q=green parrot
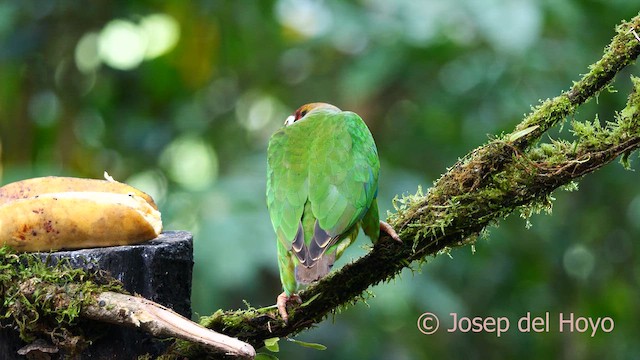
[266,102,400,322]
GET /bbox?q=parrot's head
[284,102,340,126]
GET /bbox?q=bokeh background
[1,1,639,359]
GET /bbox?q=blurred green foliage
[1,1,639,359]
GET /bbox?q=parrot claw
[277,292,302,323]
[380,220,402,243]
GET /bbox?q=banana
[0,176,162,252]
[0,176,158,209]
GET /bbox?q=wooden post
[0,231,193,359]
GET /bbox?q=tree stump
[0,231,194,360]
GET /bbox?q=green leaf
[620,151,632,170]
[300,293,321,307]
[287,338,327,350]
[264,337,280,352]
[256,353,279,360]
[508,125,539,142]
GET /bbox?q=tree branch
[85,292,255,359]
[166,12,640,358]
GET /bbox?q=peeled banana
[0,175,162,252]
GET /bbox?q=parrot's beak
[284,115,295,126]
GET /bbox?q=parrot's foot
[380,220,402,243]
[277,292,302,323]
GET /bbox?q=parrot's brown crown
[294,103,340,121]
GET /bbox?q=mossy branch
[164,13,640,358]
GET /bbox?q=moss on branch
[0,247,124,353]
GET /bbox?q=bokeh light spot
[140,13,180,60]
[275,0,333,38]
[28,90,60,127]
[235,92,289,143]
[126,169,168,206]
[563,244,595,281]
[75,32,101,73]
[627,194,640,230]
[98,19,147,70]
[73,109,105,147]
[160,134,218,191]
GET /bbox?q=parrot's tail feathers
[292,221,309,265]
[292,220,338,283]
[295,252,336,284]
[309,221,336,261]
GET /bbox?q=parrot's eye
[285,107,310,126]
[294,109,308,121]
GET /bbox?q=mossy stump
[0,231,193,360]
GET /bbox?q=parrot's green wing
[307,112,379,259]
[266,129,308,248]
[267,109,379,270]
